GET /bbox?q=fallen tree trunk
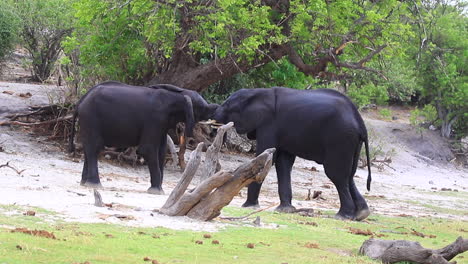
[160,122,275,221]
[359,237,468,264]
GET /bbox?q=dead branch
[359,237,468,264]
[161,142,205,211]
[198,122,233,183]
[166,135,179,169]
[220,203,279,221]
[94,189,104,207]
[160,121,275,221]
[0,161,26,175]
[186,148,275,221]
[0,115,73,126]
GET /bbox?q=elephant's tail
[68,108,78,153]
[364,137,371,191]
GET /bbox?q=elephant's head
[213,88,274,135]
[150,84,219,136]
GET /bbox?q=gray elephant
[213,87,371,220]
[69,81,218,194]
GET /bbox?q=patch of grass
[0,205,467,264]
[379,108,392,120]
[401,198,468,217]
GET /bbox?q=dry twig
[0,161,26,175]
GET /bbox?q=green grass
[0,206,467,264]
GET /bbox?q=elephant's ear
[183,95,195,137]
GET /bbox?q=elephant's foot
[275,204,296,213]
[82,181,103,188]
[241,201,260,209]
[147,187,165,195]
[334,210,354,221]
[355,208,371,221]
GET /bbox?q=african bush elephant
[69,81,218,194]
[213,87,371,220]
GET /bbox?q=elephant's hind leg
[80,157,88,186]
[349,179,370,221]
[324,152,356,220]
[349,143,370,221]
[82,143,103,188]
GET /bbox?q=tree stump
[359,237,468,264]
[160,122,275,221]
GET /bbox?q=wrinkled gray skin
[213,87,371,220]
[69,81,218,194]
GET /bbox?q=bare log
[178,134,187,170]
[186,148,275,221]
[160,143,204,212]
[198,122,233,183]
[161,171,232,216]
[0,115,73,126]
[359,237,468,264]
[160,146,275,221]
[166,135,179,169]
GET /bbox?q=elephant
[68,81,218,194]
[213,87,372,220]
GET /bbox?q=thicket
[0,2,19,63]
[1,0,467,138]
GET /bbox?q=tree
[409,0,467,138]
[13,0,74,82]
[0,2,19,62]
[66,0,411,91]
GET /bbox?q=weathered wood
[178,134,187,170]
[198,122,233,183]
[166,135,179,169]
[0,115,73,126]
[161,171,232,216]
[160,143,204,212]
[186,148,275,221]
[359,237,467,264]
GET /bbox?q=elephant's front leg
[140,144,164,195]
[157,133,167,182]
[242,128,275,208]
[275,150,297,213]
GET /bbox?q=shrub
[0,2,19,61]
[348,83,389,108]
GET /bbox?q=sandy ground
[0,81,467,232]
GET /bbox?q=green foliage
[247,59,317,89]
[13,0,74,82]
[0,2,19,61]
[379,109,392,120]
[420,105,440,126]
[64,0,413,90]
[410,108,424,137]
[63,0,156,86]
[347,83,389,108]
[411,1,468,138]
[382,58,420,102]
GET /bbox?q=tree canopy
[65,0,410,90]
[2,0,466,138]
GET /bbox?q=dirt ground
[0,81,467,232]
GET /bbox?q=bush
[0,2,19,61]
[347,83,389,108]
[14,0,74,82]
[379,108,392,120]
